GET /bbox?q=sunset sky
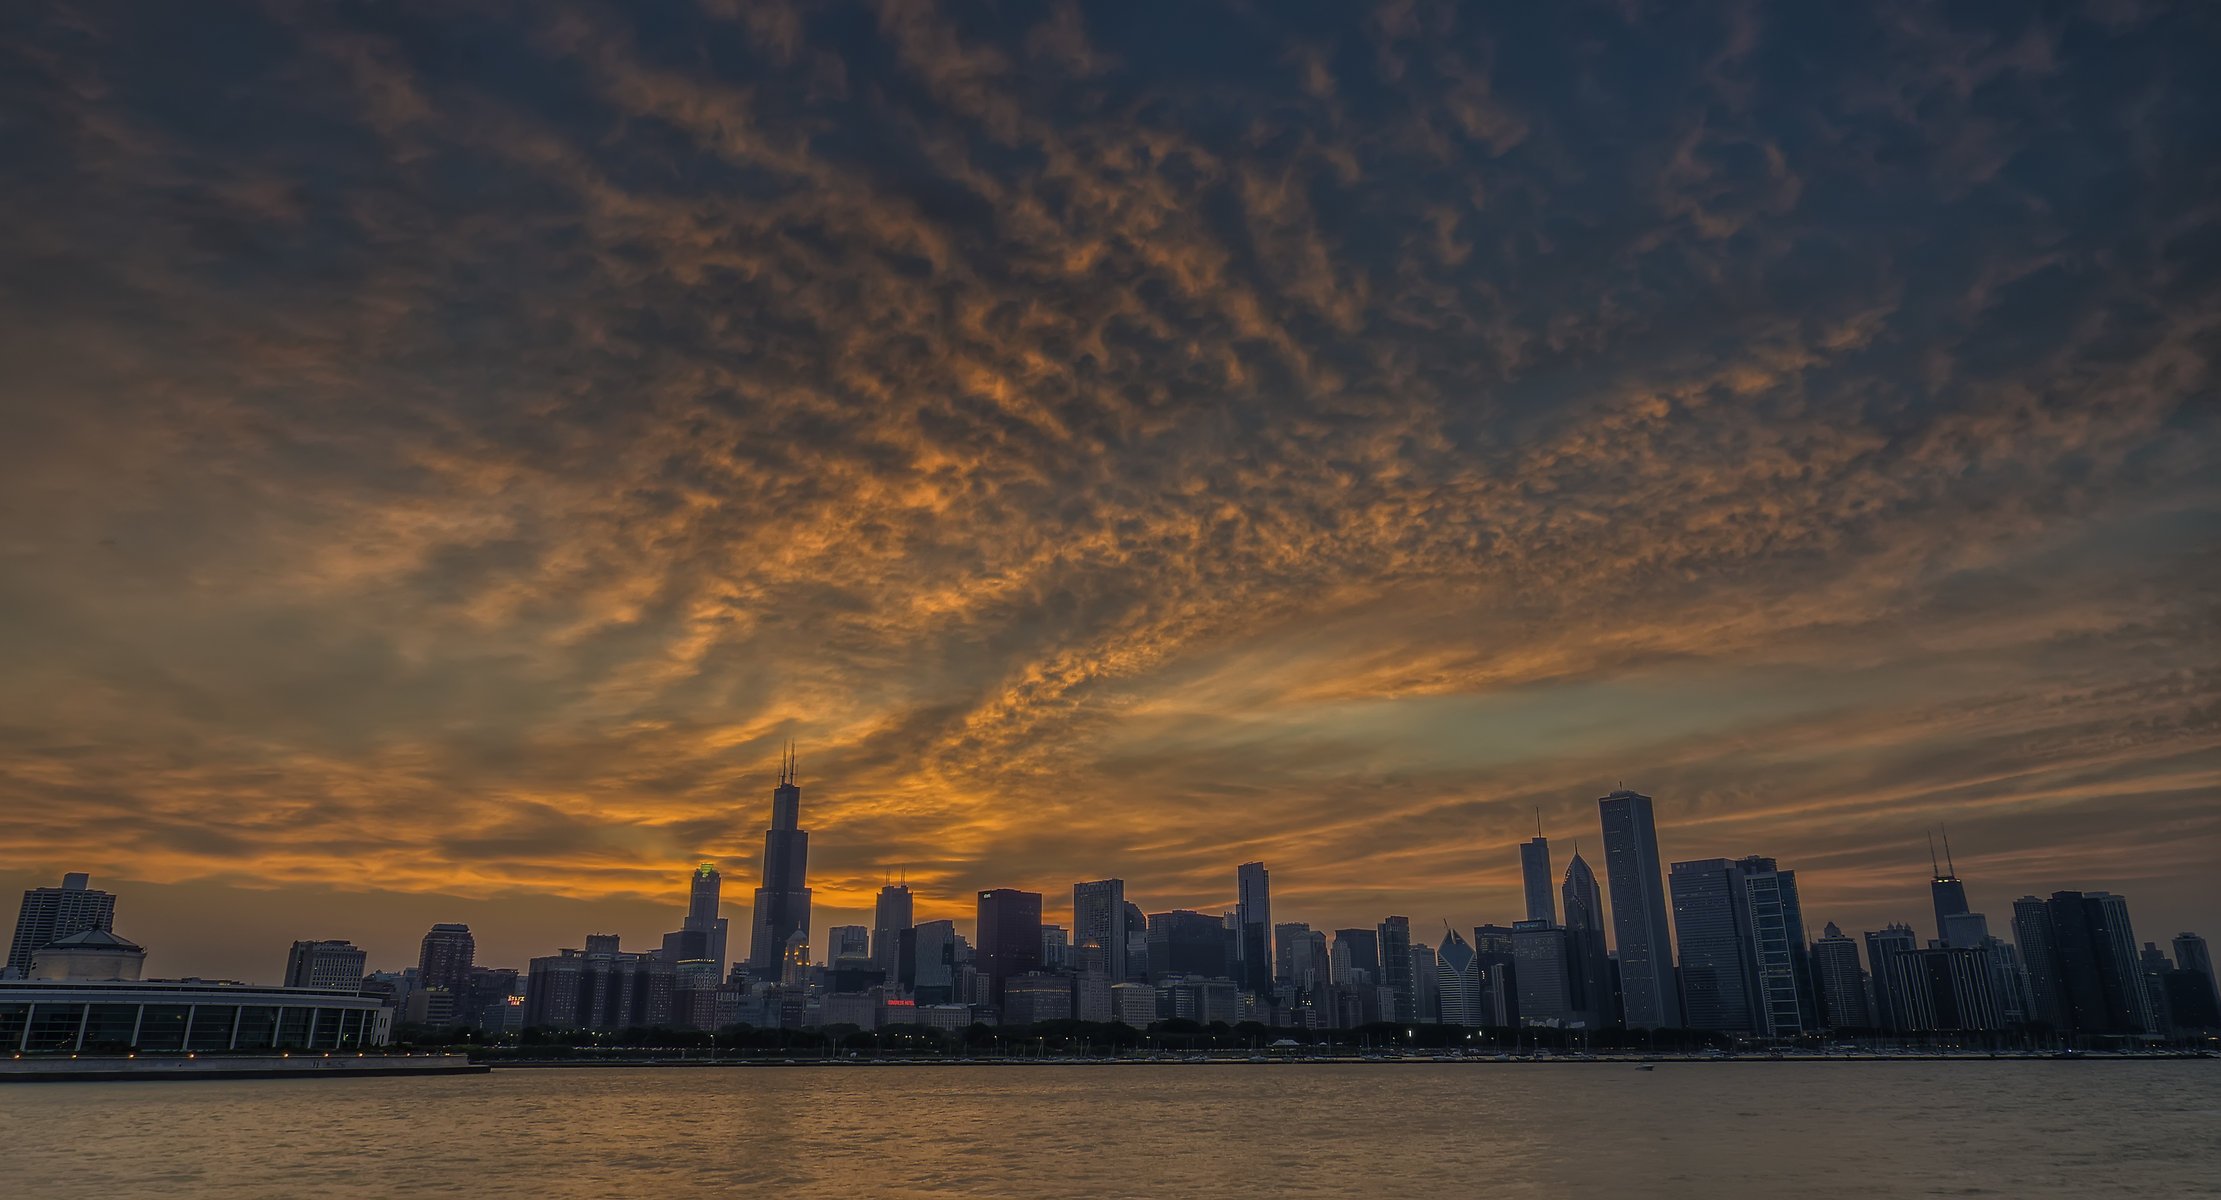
[3,1,2217,984]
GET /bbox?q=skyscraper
[1863,923,1920,1032]
[1073,879,1129,983]
[1236,861,1272,994]
[1598,790,1682,1029]
[1436,928,1480,1026]
[1810,923,1871,1029]
[747,746,813,974]
[1332,928,1381,984]
[1411,942,1442,1023]
[2012,896,2067,1029]
[1561,848,1614,1028]
[1520,832,1556,925]
[827,925,871,962]
[686,863,729,973]
[1929,831,1970,939]
[1742,857,1814,1035]
[7,873,117,978]
[1511,920,1572,1026]
[2174,932,2218,1019]
[911,919,958,1005]
[284,939,368,990]
[975,888,1043,1009]
[1670,856,1811,1036]
[1378,916,1414,1021]
[1283,926,1330,995]
[1473,924,1519,1026]
[418,923,475,993]
[872,880,913,983]
[1147,910,1234,979]
[1671,858,1753,1033]
[661,863,731,973]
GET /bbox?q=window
[186,1005,238,1051]
[25,1004,85,1051]
[82,1004,140,1051]
[137,1005,191,1051]
[235,1006,279,1049]
[276,1007,313,1048]
[0,1003,29,1049]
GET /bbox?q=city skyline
[3,3,2218,988]
[7,769,2208,990]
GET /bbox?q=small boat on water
[1634,1063,1656,1071]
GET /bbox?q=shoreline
[476,1050,2215,1069]
[0,1054,487,1083]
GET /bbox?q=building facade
[284,940,368,991]
[1236,862,1272,995]
[748,747,814,974]
[975,889,1043,1010]
[1598,791,1682,1029]
[7,874,118,979]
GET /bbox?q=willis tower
[747,744,813,974]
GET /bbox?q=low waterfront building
[1,978,392,1052]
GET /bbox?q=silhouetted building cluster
[11,765,2215,1049]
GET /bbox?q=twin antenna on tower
[777,740,798,786]
[1927,827,1958,879]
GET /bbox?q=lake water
[4,1062,2217,1197]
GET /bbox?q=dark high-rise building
[911,919,958,1005]
[418,923,475,993]
[1743,857,1814,1035]
[1074,880,1129,983]
[1511,920,1572,1026]
[662,863,731,973]
[2032,891,2154,1036]
[284,939,368,990]
[1863,923,1920,1032]
[2012,896,2067,1028]
[1883,946,2005,1033]
[1236,862,1272,994]
[524,937,675,1031]
[1282,925,1330,995]
[1928,831,1970,940]
[1411,941,1442,1023]
[1122,902,1149,982]
[1332,928,1381,984]
[2174,932,2218,1022]
[1148,909,1234,980]
[748,746,813,974]
[1520,834,1556,925]
[872,881,913,983]
[1598,790,1682,1029]
[1561,849,1614,1027]
[975,888,1043,1009]
[1473,924,1519,1026]
[1379,916,1414,1021]
[686,864,729,973]
[1810,923,1871,1029]
[1435,928,1480,1025]
[1671,859,1753,1032]
[7,873,117,978]
[1670,856,1811,1036]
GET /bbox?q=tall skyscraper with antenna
[1520,813,1556,925]
[1929,829,1970,938]
[747,744,813,975]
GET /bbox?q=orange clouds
[0,0,2215,980]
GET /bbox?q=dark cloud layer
[1,0,2216,979]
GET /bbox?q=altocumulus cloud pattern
[1,1,2216,965]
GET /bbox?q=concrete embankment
[0,1054,487,1082]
